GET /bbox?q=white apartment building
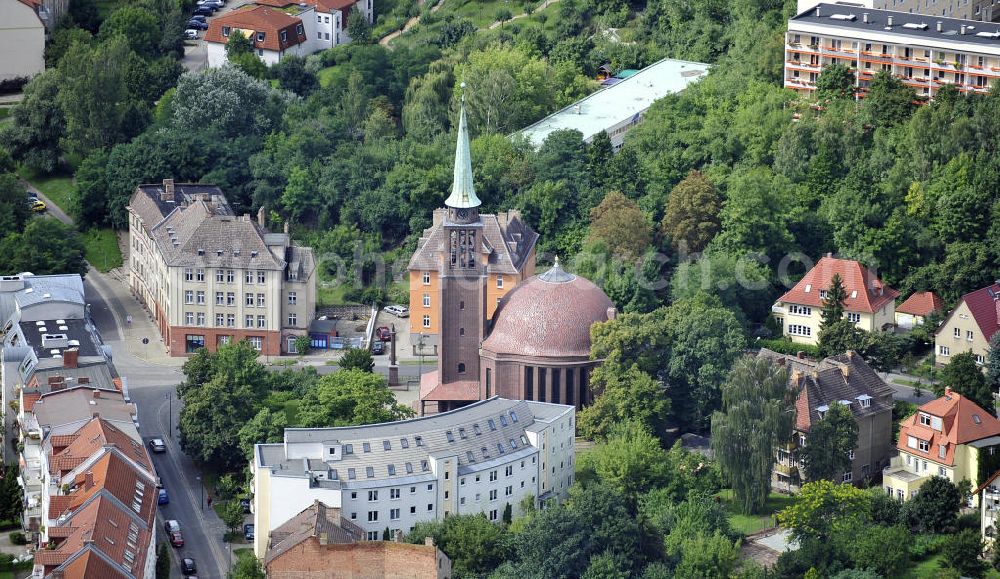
[252,397,575,557]
[786,2,1000,98]
[127,180,316,356]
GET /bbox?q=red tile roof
[48,418,151,476]
[254,0,357,13]
[954,282,1000,343]
[777,256,899,313]
[897,291,945,317]
[897,388,1000,466]
[23,392,41,413]
[204,6,307,52]
[418,371,479,402]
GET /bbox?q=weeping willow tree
[711,355,795,515]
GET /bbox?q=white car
[184,29,199,40]
[164,520,181,533]
[384,305,409,318]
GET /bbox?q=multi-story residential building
[934,281,999,367]
[0,0,45,81]
[895,290,945,330]
[408,97,538,411]
[785,3,1000,98]
[884,387,1000,503]
[873,0,1000,22]
[771,255,898,345]
[761,349,895,491]
[128,180,316,356]
[252,397,575,558]
[976,468,1000,547]
[264,500,451,578]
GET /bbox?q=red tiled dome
[482,265,615,359]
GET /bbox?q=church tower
[407,88,539,414]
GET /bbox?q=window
[367,511,378,522]
[939,466,947,476]
[216,270,224,282]
[954,327,961,338]
[295,24,303,35]
[366,466,374,478]
[428,504,433,511]
[423,315,430,328]
[390,508,399,520]
[185,335,205,353]
[510,411,518,423]
[196,269,205,281]
[227,314,235,327]
[939,345,950,356]
[216,314,225,326]
[843,471,853,483]
[363,442,371,453]
[458,428,466,439]
[257,293,265,307]
[446,431,455,443]
[847,312,861,323]
[920,413,931,427]
[227,292,236,306]
[368,490,379,501]
[505,485,513,496]
[344,444,353,454]
[185,290,194,304]
[505,465,513,476]
[423,294,430,307]
[457,363,466,374]
[414,436,423,447]
[227,270,235,283]
[366,531,379,540]
[256,32,265,42]
[185,312,194,325]
[216,292,224,305]
[499,415,508,427]
[390,488,400,499]
[280,30,287,42]
[789,305,812,316]
[248,336,262,351]
[489,470,498,482]
[196,291,205,304]
[288,312,298,326]
[422,272,430,285]
[918,439,930,452]
[258,271,266,284]
[967,330,974,341]
[185,268,193,281]
[288,292,297,305]
[489,489,498,501]
[976,354,986,365]
[222,25,231,36]
[246,293,255,306]
[489,509,498,521]
[939,444,947,459]
[848,449,855,460]
[788,324,812,337]
[496,275,503,289]
[348,468,356,479]
[488,419,496,431]
[257,315,266,328]
[246,271,254,284]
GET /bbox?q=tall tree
[0,70,66,173]
[711,355,794,514]
[587,191,652,259]
[295,369,414,427]
[0,219,87,276]
[576,421,669,505]
[938,351,993,413]
[986,332,1000,395]
[660,170,721,254]
[339,347,375,373]
[777,480,872,542]
[347,7,372,44]
[578,362,670,441]
[799,401,858,483]
[908,476,962,533]
[815,63,855,101]
[820,273,848,330]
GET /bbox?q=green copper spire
[445,85,481,209]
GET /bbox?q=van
[384,305,409,318]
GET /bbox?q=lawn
[318,282,359,307]
[81,228,123,272]
[715,489,795,535]
[17,169,75,215]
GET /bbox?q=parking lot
[181,0,244,72]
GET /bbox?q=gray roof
[261,398,572,484]
[407,209,538,275]
[792,3,1000,48]
[18,319,102,360]
[151,202,286,270]
[15,275,84,310]
[129,183,228,229]
[32,387,136,431]
[265,500,364,564]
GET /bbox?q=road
[84,271,232,579]
[21,180,73,225]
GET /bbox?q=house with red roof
[771,254,900,346]
[1,0,45,81]
[884,387,1000,504]
[895,290,945,330]
[255,0,372,52]
[934,281,1000,367]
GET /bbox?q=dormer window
[280,30,287,42]
[222,26,231,37]
[804,284,812,293]
[819,289,828,299]
[295,24,303,34]
[920,413,932,427]
[816,404,829,420]
[256,32,265,42]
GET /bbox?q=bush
[757,338,820,359]
[908,533,949,561]
[958,512,981,531]
[8,531,26,545]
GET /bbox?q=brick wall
[267,539,451,579]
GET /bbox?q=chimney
[318,532,328,545]
[937,20,943,32]
[815,5,820,16]
[846,350,855,359]
[607,307,618,321]
[92,389,100,399]
[887,15,893,25]
[92,412,99,419]
[863,12,868,23]
[424,536,435,547]
[796,351,807,359]
[840,365,850,379]
[161,179,175,202]
[825,252,833,258]
[945,386,953,397]
[257,206,266,227]
[84,471,94,490]
[62,347,79,369]
[961,25,966,34]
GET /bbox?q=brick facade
[266,539,450,579]
[167,326,281,356]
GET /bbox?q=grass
[17,168,75,214]
[715,489,795,535]
[318,283,360,307]
[284,400,301,424]
[893,378,922,387]
[81,228,123,272]
[0,107,10,120]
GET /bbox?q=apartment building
[0,0,44,81]
[884,388,1000,503]
[873,0,1000,22]
[252,397,575,558]
[786,3,1000,98]
[128,180,316,356]
[977,468,1000,547]
[761,350,895,491]
[934,281,999,366]
[771,255,898,345]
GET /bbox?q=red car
[376,327,391,342]
[169,531,184,548]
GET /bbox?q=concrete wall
[0,0,44,81]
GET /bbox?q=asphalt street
[84,272,231,579]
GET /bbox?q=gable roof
[776,255,899,313]
[897,387,1000,466]
[897,291,945,317]
[48,418,151,477]
[49,449,156,522]
[266,500,365,564]
[254,0,358,14]
[408,209,538,275]
[204,6,307,52]
[950,282,1000,343]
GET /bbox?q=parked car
[184,29,199,39]
[372,341,384,355]
[190,14,207,21]
[376,326,391,342]
[169,530,184,548]
[187,19,208,30]
[164,520,181,533]
[158,488,169,505]
[197,0,223,6]
[149,438,166,453]
[239,498,251,514]
[244,524,255,541]
[192,5,215,16]
[156,476,163,489]
[29,200,46,213]
[384,305,409,318]
[181,558,197,576]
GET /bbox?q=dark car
[187,19,208,30]
[169,530,184,548]
[181,558,197,576]
[244,524,255,541]
[192,5,215,16]
[190,13,207,21]
[158,488,169,505]
[372,341,384,355]
[239,498,251,514]
[376,326,391,342]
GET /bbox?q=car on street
[192,5,215,15]
[190,14,207,21]
[149,438,166,453]
[184,29,199,39]
[29,200,46,213]
[158,488,169,505]
[376,326,391,342]
[181,558,197,576]
[384,305,409,318]
[372,341,384,355]
[244,524,255,540]
[164,520,181,533]
[197,0,224,7]
[187,19,209,30]
[239,498,251,513]
[168,530,184,548]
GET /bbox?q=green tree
[938,351,993,412]
[225,30,254,58]
[0,219,88,276]
[502,503,512,525]
[0,466,23,522]
[711,355,794,514]
[347,7,372,44]
[230,552,265,579]
[171,66,289,139]
[587,191,652,259]
[587,130,614,189]
[405,514,509,577]
[156,543,170,579]
[0,172,31,234]
[0,69,66,173]
[582,551,631,579]
[987,332,1000,394]
[295,369,414,427]
[237,408,288,459]
[270,55,318,96]
[942,529,987,578]
[660,170,722,254]
[673,532,740,579]
[778,480,871,542]
[577,422,669,504]
[817,319,865,358]
[577,361,669,441]
[815,63,855,100]
[841,524,910,577]
[220,499,245,535]
[820,273,848,330]
[863,71,915,128]
[799,401,858,483]
[339,347,375,373]
[99,5,163,57]
[909,476,962,533]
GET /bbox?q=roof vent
[937,20,943,32]
[24,288,33,294]
[976,30,1000,38]
[961,25,967,34]
[887,15,893,25]
[56,319,65,324]
[197,248,205,256]
[251,251,258,258]
[902,22,928,29]
[830,13,856,20]
[42,293,51,299]
[863,12,868,23]
[35,321,43,326]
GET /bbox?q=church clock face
[457,209,468,220]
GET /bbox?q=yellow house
[771,255,898,346]
[934,281,1000,367]
[884,388,1000,503]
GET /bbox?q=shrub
[908,533,949,561]
[9,531,26,545]
[757,338,820,359]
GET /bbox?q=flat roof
[517,58,710,147]
[18,318,102,360]
[792,3,1000,47]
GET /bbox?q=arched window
[458,363,466,374]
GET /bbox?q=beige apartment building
[127,180,316,356]
[772,255,898,346]
[786,3,1000,99]
[934,281,1000,366]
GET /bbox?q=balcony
[774,462,798,476]
[771,305,786,314]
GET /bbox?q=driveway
[21,179,73,225]
[182,0,246,72]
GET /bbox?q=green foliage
[220,499,245,534]
[230,551,266,579]
[672,532,740,579]
[155,542,170,579]
[941,529,987,578]
[777,480,871,542]
[660,170,721,253]
[270,55,318,97]
[225,30,254,58]
[0,219,88,277]
[587,191,652,259]
[577,421,669,505]
[842,524,910,577]
[294,369,414,427]
[815,63,855,101]
[293,335,311,355]
[757,338,820,359]
[347,7,372,43]
[908,476,962,533]
[938,351,993,413]
[0,70,66,173]
[820,273,848,330]
[408,514,508,577]
[99,5,163,57]
[987,332,1000,393]
[339,347,375,372]
[577,361,669,441]
[711,355,794,514]
[799,401,858,483]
